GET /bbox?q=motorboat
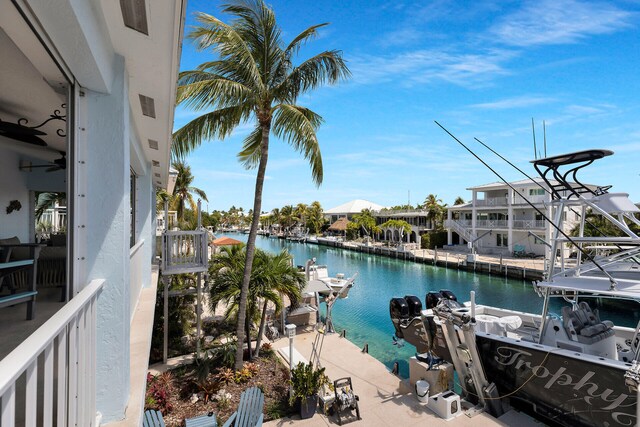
[390,149,640,426]
[302,258,357,333]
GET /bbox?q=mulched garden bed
[145,349,293,427]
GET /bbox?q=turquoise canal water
[223,234,639,377]
[223,234,541,377]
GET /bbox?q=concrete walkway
[265,328,539,427]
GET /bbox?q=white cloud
[490,0,634,47]
[349,48,514,87]
[471,96,556,110]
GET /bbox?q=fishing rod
[531,118,538,160]
[473,136,639,261]
[434,120,616,284]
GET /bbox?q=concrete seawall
[311,239,544,282]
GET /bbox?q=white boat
[390,149,640,426]
[304,258,356,297]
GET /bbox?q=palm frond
[189,186,209,203]
[177,73,253,111]
[172,105,251,159]
[189,12,263,90]
[237,125,263,168]
[272,104,324,185]
[284,23,328,56]
[277,50,350,102]
[35,192,66,222]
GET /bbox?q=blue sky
[175,0,640,213]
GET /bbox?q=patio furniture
[143,409,165,427]
[222,386,264,427]
[331,377,361,425]
[185,412,218,427]
[0,242,43,320]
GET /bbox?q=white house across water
[0,0,186,425]
[445,179,594,257]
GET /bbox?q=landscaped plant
[289,362,330,402]
[145,372,174,414]
[215,368,235,385]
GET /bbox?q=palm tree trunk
[234,125,270,371]
[254,300,269,358]
[245,312,252,361]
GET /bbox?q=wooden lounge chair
[185,412,218,427]
[143,410,165,427]
[222,386,264,427]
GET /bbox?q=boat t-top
[390,149,640,426]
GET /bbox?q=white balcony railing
[0,279,104,427]
[161,230,208,274]
[513,220,546,229]
[476,220,508,228]
[475,197,508,207]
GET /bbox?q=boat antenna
[531,118,538,160]
[473,136,636,259]
[435,121,616,283]
[543,120,547,158]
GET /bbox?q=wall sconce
[6,200,21,214]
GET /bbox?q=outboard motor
[389,297,409,338]
[426,291,444,310]
[440,289,458,302]
[404,295,423,318]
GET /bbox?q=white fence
[0,279,104,427]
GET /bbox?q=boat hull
[476,335,636,427]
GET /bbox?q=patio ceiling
[0,7,68,164]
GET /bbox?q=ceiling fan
[19,152,66,173]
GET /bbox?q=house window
[533,235,546,245]
[535,212,543,221]
[130,170,137,247]
[496,233,508,247]
[529,188,545,196]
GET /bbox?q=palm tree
[423,194,444,230]
[453,196,465,206]
[35,192,66,222]
[209,245,304,359]
[279,205,298,233]
[171,161,208,222]
[295,203,308,229]
[306,201,324,234]
[173,1,349,369]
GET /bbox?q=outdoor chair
[143,410,165,427]
[222,386,264,427]
[513,245,526,258]
[185,411,218,427]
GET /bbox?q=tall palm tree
[171,161,208,222]
[306,201,324,234]
[295,203,308,229]
[423,194,444,230]
[279,205,298,233]
[453,196,465,206]
[173,0,349,369]
[208,245,304,359]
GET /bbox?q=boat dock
[265,328,542,427]
[310,239,544,281]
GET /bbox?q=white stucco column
[507,188,513,253]
[447,209,452,245]
[471,191,477,242]
[84,55,131,422]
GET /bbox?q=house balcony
[475,197,508,207]
[513,220,546,229]
[0,279,104,426]
[161,230,209,275]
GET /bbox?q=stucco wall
[84,55,131,422]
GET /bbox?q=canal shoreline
[307,238,544,281]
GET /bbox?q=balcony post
[507,188,514,254]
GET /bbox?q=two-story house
[445,179,592,257]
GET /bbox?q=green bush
[420,231,447,249]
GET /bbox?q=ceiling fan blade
[46,166,61,173]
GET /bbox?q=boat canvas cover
[303,279,333,294]
[538,275,640,298]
